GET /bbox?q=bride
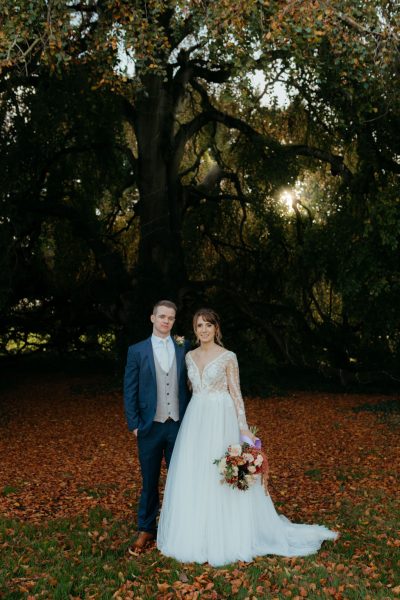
[157,308,338,566]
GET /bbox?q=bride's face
[196,316,216,343]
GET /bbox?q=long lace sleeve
[226,354,248,430]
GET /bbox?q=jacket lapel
[173,340,184,381]
[145,337,157,383]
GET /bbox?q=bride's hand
[240,428,257,443]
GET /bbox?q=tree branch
[331,6,399,43]
[192,80,354,182]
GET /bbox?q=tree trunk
[133,74,187,312]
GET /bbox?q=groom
[124,300,190,551]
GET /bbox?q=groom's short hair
[153,300,177,314]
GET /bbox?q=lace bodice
[186,350,248,430]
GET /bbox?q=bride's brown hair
[193,308,224,347]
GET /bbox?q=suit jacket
[124,337,191,435]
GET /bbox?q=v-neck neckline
[189,350,230,378]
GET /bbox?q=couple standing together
[124,300,338,567]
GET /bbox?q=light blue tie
[160,339,170,373]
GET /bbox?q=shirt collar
[152,334,172,345]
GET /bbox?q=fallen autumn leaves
[0,372,399,599]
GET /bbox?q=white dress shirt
[151,334,175,372]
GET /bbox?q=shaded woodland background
[0,0,399,389]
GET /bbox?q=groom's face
[151,305,176,338]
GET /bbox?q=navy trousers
[137,419,180,533]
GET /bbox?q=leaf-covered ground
[0,372,399,599]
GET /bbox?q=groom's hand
[133,429,138,437]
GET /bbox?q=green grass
[2,485,20,496]
[0,491,399,599]
[76,484,119,499]
[304,468,322,481]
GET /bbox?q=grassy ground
[0,372,399,599]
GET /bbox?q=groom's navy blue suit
[124,337,190,533]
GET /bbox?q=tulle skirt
[157,390,338,567]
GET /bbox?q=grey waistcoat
[153,352,179,422]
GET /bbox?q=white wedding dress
[157,350,338,567]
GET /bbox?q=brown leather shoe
[128,531,155,554]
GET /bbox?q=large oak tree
[1,1,399,375]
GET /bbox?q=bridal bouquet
[214,437,269,493]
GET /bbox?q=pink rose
[228,444,242,457]
[242,452,255,463]
[254,454,264,467]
